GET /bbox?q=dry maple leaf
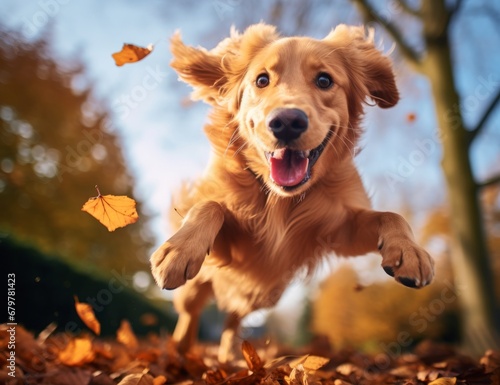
[75,296,101,335]
[59,338,95,366]
[82,185,139,232]
[117,319,138,350]
[242,340,263,371]
[290,355,330,371]
[112,43,153,66]
[117,372,154,385]
[286,364,305,385]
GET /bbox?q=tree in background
[353,0,500,355]
[312,262,460,352]
[0,26,153,273]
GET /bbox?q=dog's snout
[266,108,308,143]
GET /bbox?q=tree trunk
[421,0,499,355]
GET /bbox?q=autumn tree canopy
[0,26,153,273]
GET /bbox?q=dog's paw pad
[379,237,434,289]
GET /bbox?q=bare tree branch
[444,0,464,29]
[468,88,500,146]
[452,0,465,16]
[396,0,421,17]
[352,0,422,69]
[477,174,500,190]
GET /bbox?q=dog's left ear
[324,25,399,108]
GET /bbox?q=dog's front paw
[378,236,434,288]
[150,237,208,290]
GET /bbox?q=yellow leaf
[117,319,138,350]
[302,355,330,371]
[82,185,139,232]
[112,43,153,66]
[58,338,95,366]
[74,296,101,335]
[290,355,329,371]
[428,378,457,385]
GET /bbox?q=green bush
[3,236,176,336]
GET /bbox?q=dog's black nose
[266,108,308,143]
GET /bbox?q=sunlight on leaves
[58,338,95,366]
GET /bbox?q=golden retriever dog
[151,23,434,362]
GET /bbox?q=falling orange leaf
[112,43,153,66]
[59,338,95,366]
[82,185,139,232]
[407,112,417,123]
[74,296,101,335]
[117,319,138,350]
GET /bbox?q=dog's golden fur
[151,24,434,362]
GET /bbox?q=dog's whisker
[329,124,357,157]
[223,127,241,159]
[232,142,247,158]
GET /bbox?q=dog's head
[171,24,399,196]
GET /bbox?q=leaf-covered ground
[1,323,499,385]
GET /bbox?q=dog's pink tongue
[270,148,309,187]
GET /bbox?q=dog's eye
[256,73,270,88]
[316,73,333,89]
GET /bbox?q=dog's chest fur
[199,184,345,315]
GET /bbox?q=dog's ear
[170,31,230,105]
[170,24,279,109]
[324,25,399,109]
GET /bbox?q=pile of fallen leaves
[1,298,499,384]
[1,319,499,385]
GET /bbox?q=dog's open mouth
[265,131,332,190]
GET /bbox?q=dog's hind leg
[172,278,214,353]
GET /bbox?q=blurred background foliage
[0,28,154,272]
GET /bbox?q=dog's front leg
[151,201,225,290]
[339,209,435,288]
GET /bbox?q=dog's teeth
[304,150,310,158]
